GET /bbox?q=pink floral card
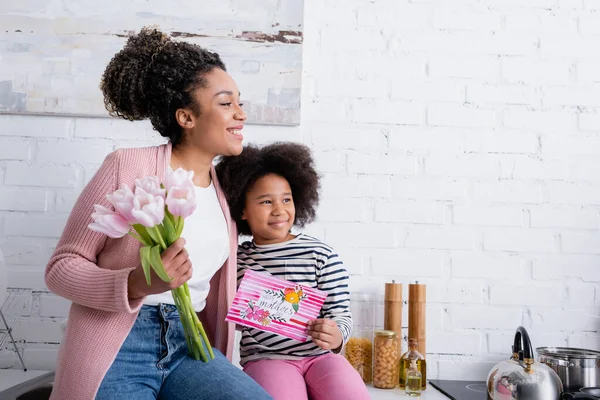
[226,270,327,342]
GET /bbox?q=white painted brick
[451,252,530,280]
[36,141,113,165]
[388,127,466,154]
[490,282,563,306]
[437,359,498,380]
[334,247,370,276]
[0,138,29,160]
[0,187,49,211]
[529,309,600,331]
[543,181,600,205]
[483,228,557,253]
[320,174,391,199]
[488,331,567,354]
[401,32,537,56]
[487,0,556,8]
[320,26,386,52]
[584,0,600,10]
[448,306,522,329]
[351,99,423,125]
[453,205,524,227]
[473,180,543,204]
[427,306,444,332]
[567,334,600,350]
[371,249,445,277]
[426,281,486,304]
[1,240,55,266]
[317,198,374,223]
[504,11,577,35]
[579,112,600,131]
[577,62,600,84]
[543,134,600,157]
[392,176,469,201]
[558,0,584,8]
[5,164,78,188]
[567,283,596,307]
[544,85,600,107]
[503,108,575,132]
[74,117,154,140]
[375,200,446,225]
[390,80,464,102]
[4,214,69,238]
[405,227,478,250]
[540,35,600,59]
[530,205,599,229]
[532,254,600,281]
[325,223,396,248]
[578,13,600,35]
[0,115,71,138]
[347,152,418,175]
[302,97,350,124]
[429,55,501,81]
[466,84,535,105]
[432,10,502,31]
[428,104,496,128]
[354,53,428,83]
[38,295,71,318]
[13,320,64,344]
[502,58,571,85]
[503,156,569,180]
[313,150,346,174]
[317,73,389,99]
[428,332,482,355]
[309,0,357,27]
[569,156,600,183]
[357,3,430,30]
[562,231,600,254]
[54,190,80,213]
[310,124,387,150]
[424,154,501,178]
[6,269,47,290]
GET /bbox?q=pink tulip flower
[88,205,130,238]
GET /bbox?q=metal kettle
[487,326,563,400]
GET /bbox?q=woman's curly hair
[215,142,320,236]
[100,27,226,147]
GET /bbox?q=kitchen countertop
[367,383,448,399]
[0,369,54,399]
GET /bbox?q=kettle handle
[512,326,534,362]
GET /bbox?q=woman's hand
[307,319,343,351]
[127,238,193,299]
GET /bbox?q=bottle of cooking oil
[405,359,422,397]
[399,338,426,389]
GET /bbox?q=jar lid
[375,330,397,337]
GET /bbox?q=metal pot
[488,326,563,400]
[537,347,600,392]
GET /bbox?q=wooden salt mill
[408,282,426,356]
[384,280,402,349]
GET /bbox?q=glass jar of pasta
[343,292,375,383]
[373,330,401,389]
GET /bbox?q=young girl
[216,143,370,400]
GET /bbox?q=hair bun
[100,27,170,120]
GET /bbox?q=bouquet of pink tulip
[88,168,214,362]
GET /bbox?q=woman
[45,27,272,400]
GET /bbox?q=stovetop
[429,379,487,400]
[429,379,584,400]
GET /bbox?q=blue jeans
[96,304,272,400]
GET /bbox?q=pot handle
[512,326,534,362]
[563,394,599,399]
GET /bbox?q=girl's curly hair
[215,142,320,236]
[99,27,226,147]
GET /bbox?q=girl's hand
[127,238,193,299]
[307,319,343,350]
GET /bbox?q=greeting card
[225,269,327,342]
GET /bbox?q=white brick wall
[1,0,600,382]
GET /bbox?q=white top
[144,182,229,312]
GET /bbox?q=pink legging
[243,353,371,400]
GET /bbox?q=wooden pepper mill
[408,282,426,356]
[384,280,402,349]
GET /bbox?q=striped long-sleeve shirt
[237,233,352,366]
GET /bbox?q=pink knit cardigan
[45,143,237,400]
